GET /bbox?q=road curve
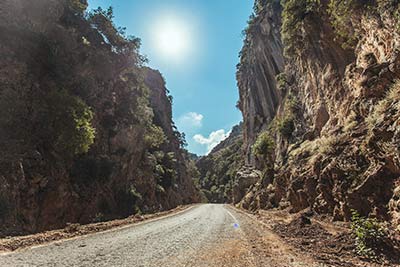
[0,204,255,267]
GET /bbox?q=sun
[151,15,192,61]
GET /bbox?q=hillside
[196,124,244,203]
[235,0,400,229]
[0,0,199,235]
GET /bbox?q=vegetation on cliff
[0,0,198,234]
[196,124,244,203]
[235,0,400,242]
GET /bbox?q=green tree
[43,89,95,157]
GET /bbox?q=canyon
[1,0,400,266]
[201,0,400,229]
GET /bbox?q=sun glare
[151,15,193,63]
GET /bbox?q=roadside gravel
[0,204,319,267]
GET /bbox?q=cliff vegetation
[0,0,199,235]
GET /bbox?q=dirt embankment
[247,208,400,267]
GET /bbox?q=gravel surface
[0,204,324,267]
[0,204,250,267]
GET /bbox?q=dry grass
[367,81,400,128]
[343,111,358,132]
[289,136,342,163]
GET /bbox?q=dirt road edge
[0,204,197,253]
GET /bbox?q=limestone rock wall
[236,0,400,228]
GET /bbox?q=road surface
[0,204,316,267]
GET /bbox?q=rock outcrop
[0,0,198,236]
[235,0,400,228]
[237,0,284,164]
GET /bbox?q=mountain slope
[234,0,400,229]
[196,124,244,203]
[0,0,198,235]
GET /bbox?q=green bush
[285,95,301,114]
[89,6,142,55]
[351,210,386,258]
[282,0,320,56]
[328,0,360,49]
[253,132,275,158]
[276,73,288,93]
[115,186,142,217]
[129,186,143,201]
[277,116,295,138]
[145,125,166,149]
[46,89,95,157]
[151,151,178,189]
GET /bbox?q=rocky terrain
[195,0,400,261]
[2,0,400,264]
[0,0,199,236]
[233,0,400,228]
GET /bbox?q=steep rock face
[144,68,200,208]
[237,0,400,228]
[0,0,198,235]
[237,1,284,165]
[196,124,244,203]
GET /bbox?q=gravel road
[0,204,319,267]
[0,204,253,267]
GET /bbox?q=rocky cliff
[236,0,400,229]
[0,0,198,236]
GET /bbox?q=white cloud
[176,112,204,132]
[193,129,230,154]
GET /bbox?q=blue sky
[88,0,253,155]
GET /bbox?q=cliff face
[0,0,198,235]
[237,0,400,228]
[237,1,284,165]
[144,68,200,208]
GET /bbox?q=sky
[88,0,253,155]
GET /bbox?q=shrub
[285,95,301,114]
[253,132,275,158]
[115,186,142,217]
[328,0,376,49]
[367,81,400,129]
[317,136,341,155]
[152,151,178,189]
[378,0,400,30]
[276,73,288,92]
[145,125,166,149]
[327,0,358,48]
[343,111,358,132]
[46,89,95,157]
[156,184,165,193]
[351,210,386,258]
[129,186,143,201]
[277,116,295,138]
[282,0,321,56]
